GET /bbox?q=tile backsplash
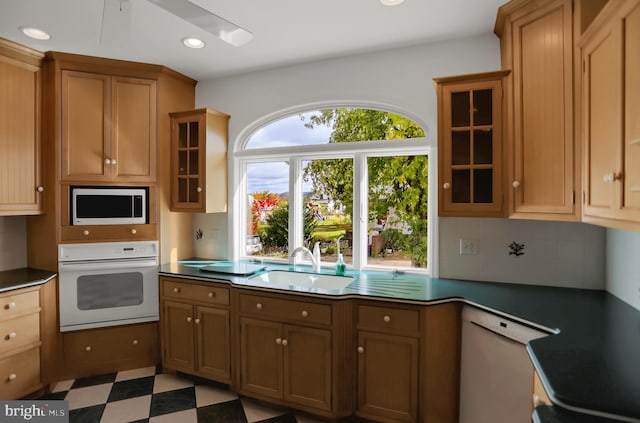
[0,216,27,271]
[439,217,606,289]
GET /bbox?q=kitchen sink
[248,270,354,290]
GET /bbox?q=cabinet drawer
[239,294,331,326]
[61,224,157,243]
[0,290,39,318]
[0,347,40,399]
[358,304,420,334]
[162,280,229,306]
[0,313,40,355]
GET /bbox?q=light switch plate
[459,239,478,255]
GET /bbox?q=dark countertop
[0,267,57,293]
[534,405,624,423]
[159,260,640,422]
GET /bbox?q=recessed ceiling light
[20,26,51,40]
[380,0,406,5]
[182,37,206,49]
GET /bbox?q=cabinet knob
[186,317,192,323]
[281,339,288,346]
[357,346,364,353]
[275,337,282,345]
[443,182,451,190]
[603,172,623,183]
[173,287,180,293]
[85,346,92,352]
[7,332,16,340]
[208,292,215,298]
[132,339,138,345]
[104,158,111,165]
[301,310,308,317]
[196,187,202,193]
[512,180,521,188]
[36,186,44,193]
[383,315,391,323]
[256,303,263,310]
[6,302,16,310]
[8,373,16,381]
[83,230,90,236]
[111,159,117,165]
[131,229,137,235]
[195,318,200,324]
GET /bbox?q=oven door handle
[59,259,158,272]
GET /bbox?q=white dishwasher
[459,306,548,423]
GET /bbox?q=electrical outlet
[459,239,478,255]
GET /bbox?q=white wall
[0,216,27,271]
[606,228,640,310]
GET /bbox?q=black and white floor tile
[39,367,326,423]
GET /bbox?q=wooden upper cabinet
[435,71,508,217]
[581,0,640,229]
[496,0,577,220]
[61,70,157,182]
[0,39,44,215]
[169,108,228,212]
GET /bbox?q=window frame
[232,112,438,275]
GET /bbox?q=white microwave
[72,187,147,225]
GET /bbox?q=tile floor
[39,366,329,423]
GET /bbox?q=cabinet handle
[83,230,90,236]
[208,292,215,298]
[131,229,137,235]
[196,187,202,193]
[173,287,181,293]
[132,339,138,345]
[256,303,263,310]
[281,339,288,346]
[8,373,16,381]
[383,315,391,323]
[275,337,282,345]
[6,302,16,310]
[36,186,44,193]
[301,310,308,317]
[512,180,520,188]
[186,317,192,323]
[357,346,364,353]
[7,332,16,340]
[85,346,92,352]
[603,172,622,183]
[443,182,451,190]
[104,158,111,165]
[195,318,200,324]
[111,159,117,165]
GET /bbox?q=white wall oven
[58,241,159,332]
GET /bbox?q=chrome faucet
[289,242,321,272]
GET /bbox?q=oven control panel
[59,241,159,262]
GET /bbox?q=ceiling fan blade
[101,0,132,45]
[148,0,253,47]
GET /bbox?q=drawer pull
[281,339,288,346]
[85,346,92,352]
[256,303,263,310]
[301,310,308,318]
[195,318,200,324]
[186,317,192,323]
[131,229,137,235]
[275,337,282,345]
[132,339,138,345]
[357,346,364,353]
[208,292,215,298]
[6,302,16,310]
[383,315,391,323]
[83,230,90,236]
[7,332,16,340]
[8,373,16,381]
[173,287,181,293]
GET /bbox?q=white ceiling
[0,0,506,81]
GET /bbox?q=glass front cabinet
[169,108,229,213]
[434,71,508,217]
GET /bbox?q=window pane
[302,159,353,265]
[368,155,428,269]
[247,162,290,258]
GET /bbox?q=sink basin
[248,270,354,290]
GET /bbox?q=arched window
[235,107,434,272]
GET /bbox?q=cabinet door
[510,0,575,217]
[240,318,283,400]
[357,331,419,423]
[111,76,157,182]
[582,18,621,220]
[162,301,195,372]
[61,70,110,181]
[283,325,331,411]
[0,53,42,215]
[171,113,204,210]
[196,306,231,383]
[438,75,504,217]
